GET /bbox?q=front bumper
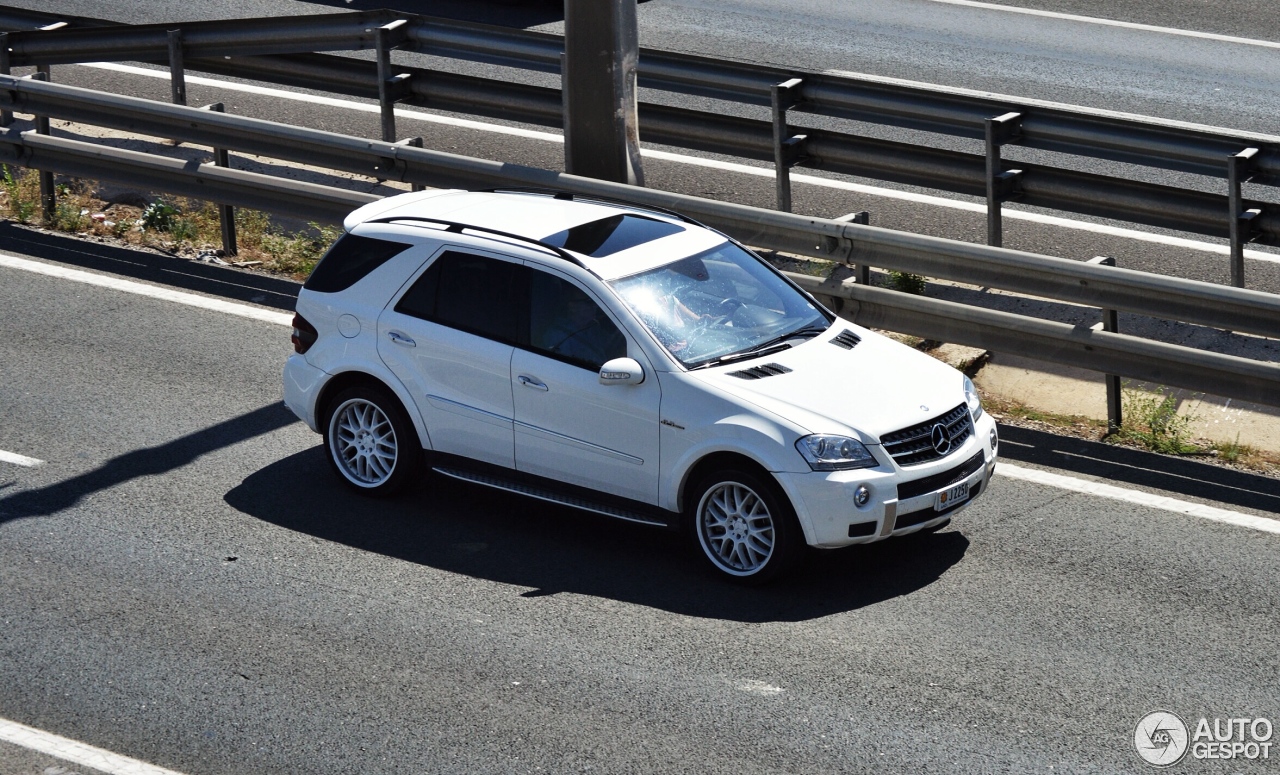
[776,412,998,548]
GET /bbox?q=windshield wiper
[689,322,828,370]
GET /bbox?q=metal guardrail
[0,5,1276,286]
[3,6,1274,182]
[0,87,1276,407]
[3,76,1278,341]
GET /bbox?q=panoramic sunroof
[542,214,684,257]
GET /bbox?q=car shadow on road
[226,449,970,623]
[997,424,1280,514]
[0,403,296,525]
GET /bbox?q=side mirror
[599,357,645,386]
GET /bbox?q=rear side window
[394,251,523,344]
[304,233,413,293]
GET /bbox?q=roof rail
[366,215,588,269]
[484,187,709,229]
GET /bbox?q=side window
[395,251,522,344]
[528,270,627,371]
[304,233,413,293]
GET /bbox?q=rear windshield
[304,233,413,293]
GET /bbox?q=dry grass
[0,166,340,279]
[983,395,1280,475]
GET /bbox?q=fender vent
[729,363,792,380]
[831,330,861,349]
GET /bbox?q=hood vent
[728,363,792,380]
[830,330,861,350]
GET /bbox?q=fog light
[989,426,999,454]
[854,484,871,507]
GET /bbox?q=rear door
[377,248,522,469]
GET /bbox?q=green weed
[1,165,38,223]
[1112,386,1201,455]
[886,270,927,295]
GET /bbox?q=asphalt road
[0,228,1278,775]
[1,5,1279,771]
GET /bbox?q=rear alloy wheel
[690,469,800,583]
[324,385,421,496]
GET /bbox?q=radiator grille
[880,404,972,466]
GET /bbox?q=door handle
[518,375,548,391]
[387,331,416,347]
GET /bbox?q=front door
[512,268,661,504]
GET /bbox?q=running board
[432,466,669,527]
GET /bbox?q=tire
[323,384,422,496]
[687,468,802,584]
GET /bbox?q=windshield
[608,241,830,368]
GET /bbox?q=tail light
[291,313,318,354]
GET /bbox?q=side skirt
[428,456,677,529]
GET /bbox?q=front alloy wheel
[691,469,799,583]
[324,385,420,496]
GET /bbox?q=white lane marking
[0,253,293,327]
[0,449,44,467]
[998,462,1280,534]
[0,716,190,775]
[921,0,1280,50]
[77,62,1280,266]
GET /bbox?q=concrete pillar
[563,0,644,186]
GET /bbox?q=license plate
[935,481,969,510]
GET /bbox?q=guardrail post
[167,30,186,106]
[375,20,409,143]
[201,102,237,256]
[27,71,55,221]
[835,210,871,284]
[563,0,645,186]
[985,112,1023,248]
[1227,147,1260,288]
[0,34,11,128]
[30,23,63,106]
[398,136,425,192]
[1089,255,1122,433]
[771,78,807,213]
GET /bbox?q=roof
[344,190,727,281]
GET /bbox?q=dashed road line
[0,716,189,775]
[998,462,1280,534]
[0,449,44,467]
[77,62,1280,266]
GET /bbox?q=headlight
[795,435,878,471]
[963,375,983,420]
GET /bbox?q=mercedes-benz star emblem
[930,423,951,456]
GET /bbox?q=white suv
[283,189,998,582]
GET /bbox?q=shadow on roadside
[0,222,300,311]
[996,424,1280,514]
[308,0,567,28]
[225,448,969,623]
[306,0,656,29]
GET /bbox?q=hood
[693,326,968,441]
